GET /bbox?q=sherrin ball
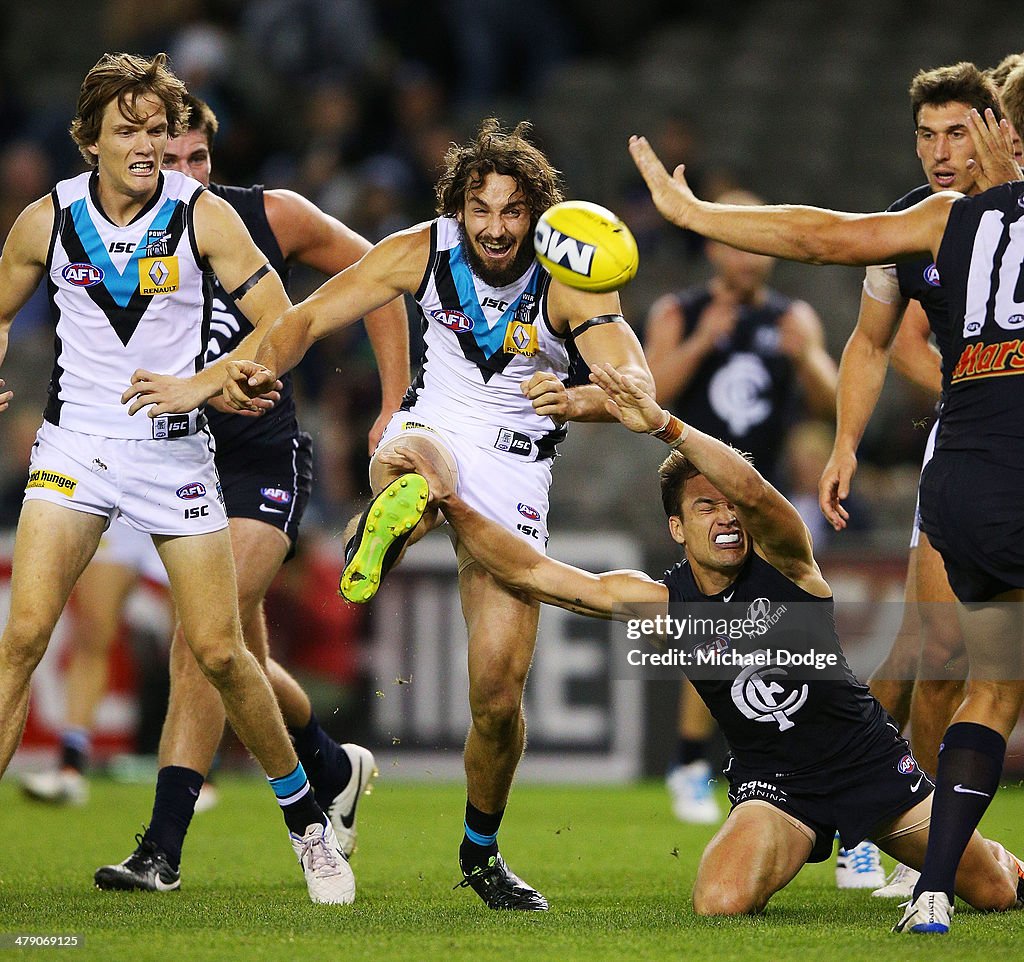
[533,200,639,293]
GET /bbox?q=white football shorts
[374,412,554,556]
[92,516,170,585]
[24,420,226,537]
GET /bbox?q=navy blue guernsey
[933,182,1024,465]
[204,183,296,452]
[887,185,954,392]
[669,287,796,483]
[662,553,885,781]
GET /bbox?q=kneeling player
[379,364,1024,930]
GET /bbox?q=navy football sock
[289,711,352,806]
[460,801,504,873]
[913,722,1006,901]
[675,736,711,768]
[60,728,90,774]
[144,766,204,870]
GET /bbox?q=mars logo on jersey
[176,482,206,500]
[260,487,292,505]
[923,263,941,287]
[433,309,474,333]
[138,256,179,295]
[63,263,104,287]
[731,657,808,732]
[517,503,541,521]
[897,753,917,775]
[952,338,1024,383]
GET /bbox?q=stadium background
[1,0,1022,778]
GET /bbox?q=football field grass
[1,776,1022,961]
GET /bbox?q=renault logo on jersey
[502,320,538,357]
[731,657,808,732]
[138,256,179,295]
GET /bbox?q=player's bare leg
[692,803,814,915]
[897,595,1024,932]
[0,502,106,777]
[21,558,141,805]
[909,533,965,776]
[867,550,920,728]
[456,562,548,910]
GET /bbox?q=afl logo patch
[176,482,207,500]
[63,263,104,287]
[433,309,474,333]
[517,503,541,521]
[897,753,916,775]
[923,263,941,287]
[260,487,292,505]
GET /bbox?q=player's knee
[0,617,55,672]
[191,641,241,686]
[469,687,523,739]
[692,881,763,916]
[963,878,1017,912]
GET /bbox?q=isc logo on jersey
[139,256,179,295]
[62,263,104,287]
[433,309,474,333]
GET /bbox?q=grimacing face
[456,171,535,287]
[915,101,980,195]
[87,93,168,201]
[668,474,750,577]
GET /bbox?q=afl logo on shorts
[923,263,941,287]
[261,487,292,505]
[517,503,541,521]
[433,309,474,333]
[897,753,917,775]
[176,482,207,500]
[63,263,104,287]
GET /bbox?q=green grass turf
[1,776,1022,961]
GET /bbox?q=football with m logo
[533,201,639,293]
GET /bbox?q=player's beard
[459,220,535,288]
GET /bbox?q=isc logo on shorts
[138,256,179,295]
[27,469,78,496]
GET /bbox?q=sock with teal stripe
[269,762,326,837]
[459,800,504,873]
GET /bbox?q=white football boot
[666,761,721,824]
[873,862,920,899]
[21,769,88,806]
[327,744,378,857]
[893,890,952,934]
[836,839,885,889]
[290,820,355,904]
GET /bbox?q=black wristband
[569,314,625,340]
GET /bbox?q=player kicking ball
[378,364,1024,929]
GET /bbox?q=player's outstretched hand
[965,107,1022,191]
[817,448,855,532]
[0,378,12,414]
[589,362,665,433]
[122,370,211,417]
[206,381,282,416]
[376,445,454,507]
[521,372,571,423]
[628,135,697,229]
[223,359,278,412]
